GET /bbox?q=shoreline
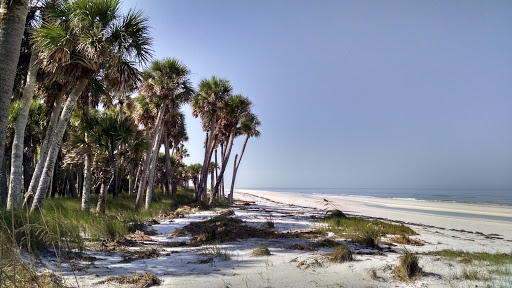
[235,189,512,240]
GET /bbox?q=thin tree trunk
[210,169,214,200]
[145,126,163,210]
[211,127,236,206]
[23,87,64,208]
[229,135,249,203]
[215,149,219,199]
[31,77,90,213]
[229,154,238,203]
[0,0,30,197]
[163,130,172,196]
[198,114,217,202]
[128,166,135,196]
[81,96,92,211]
[77,164,83,197]
[113,159,119,197]
[66,168,76,198]
[7,49,38,210]
[0,161,7,207]
[137,103,165,210]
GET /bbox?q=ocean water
[247,188,512,205]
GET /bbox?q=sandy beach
[42,190,512,288]
[237,189,512,242]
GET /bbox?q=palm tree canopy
[191,76,232,131]
[140,57,193,106]
[238,112,261,138]
[32,0,152,90]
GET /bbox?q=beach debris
[143,228,158,236]
[218,208,235,217]
[174,205,198,218]
[162,241,187,247]
[389,234,424,246]
[283,244,318,251]
[326,244,353,263]
[325,209,347,219]
[295,256,324,269]
[168,228,187,238]
[122,248,161,262]
[314,238,339,248]
[183,215,280,244]
[100,272,161,288]
[251,244,272,256]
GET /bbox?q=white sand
[236,189,512,241]
[43,190,512,288]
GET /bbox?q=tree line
[0,0,260,214]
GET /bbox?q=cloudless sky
[122,0,512,189]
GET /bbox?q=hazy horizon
[122,0,512,190]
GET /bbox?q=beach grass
[393,248,423,281]
[322,214,416,247]
[429,250,512,265]
[251,244,271,256]
[327,244,353,262]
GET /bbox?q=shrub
[251,245,271,257]
[327,244,353,262]
[393,249,422,281]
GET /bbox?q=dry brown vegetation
[101,272,161,288]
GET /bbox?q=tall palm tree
[229,113,261,202]
[191,76,232,202]
[29,0,152,213]
[135,58,193,210]
[210,94,251,206]
[0,0,30,203]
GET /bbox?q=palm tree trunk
[77,164,83,197]
[0,0,30,197]
[96,176,113,214]
[211,127,236,206]
[24,87,64,208]
[229,135,249,203]
[137,103,165,210]
[229,154,238,203]
[128,166,135,196]
[0,161,7,207]
[215,149,219,199]
[6,49,38,210]
[210,169,214,200]
[65,168,76,197]
[113,159,119,197]
[163,130,172,196]
[30,77,90,213]
[145,126,163,210]
[198,114,217,201]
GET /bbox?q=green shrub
[327,244,353,262]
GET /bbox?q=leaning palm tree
[191,76,232,202]
[0,0,30,193]
[229,113,261,202]
[135,58,193,210]
[210,94,252,206]
[29,0,152,213]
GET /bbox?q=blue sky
[122,0,512,189]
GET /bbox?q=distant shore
[236,189,512,241]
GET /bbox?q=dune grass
[393,248,423,282]
[251,244,271,257]
[429,250,512,265]
[327,244,353,263]
[322,214,416,248]
[0,189,195,287]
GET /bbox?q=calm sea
[246,188,512,205]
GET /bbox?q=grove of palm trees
[0,0,260,286]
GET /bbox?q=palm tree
[29,0,152,213]
[64,111,137,214]
[187,163,202,196]
[210,94,251,206]
[191,76,232,202]
[229,113,261,202]
[0,0,30,198]
[135,58,193,210]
